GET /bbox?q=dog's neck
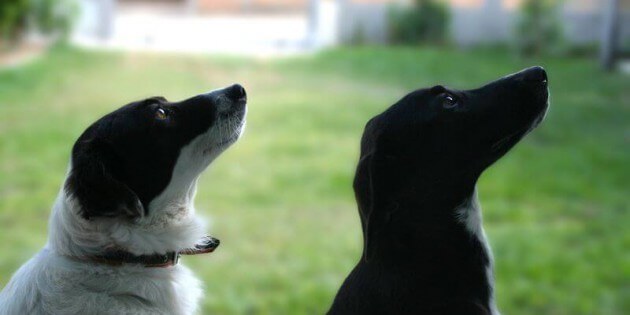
[47,188,207,259]
[358,178,499,314]
[365,184,485,261]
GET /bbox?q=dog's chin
[216,135,240,148]
[516,91,550,135]
[203,141,232,155]
[530,87,550,127]
[489,102,548,156]
[531,99,549,129]
[520,98,549,141]
[203,129,244,155]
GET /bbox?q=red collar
[84,236,220,268]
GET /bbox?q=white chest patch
[454,191,500,315]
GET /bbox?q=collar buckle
[169,251,180,265]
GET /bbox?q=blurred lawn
[0,46,628,315]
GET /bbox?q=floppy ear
[354,152,382,262]
[65,138,144,220]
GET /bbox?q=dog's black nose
[519,66,548,84]
[226,84,246,102]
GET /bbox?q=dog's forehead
[393,88,436,113]
[101,106,149,132]
[74,98,161,146]
[369,88,436,128]
[124,96,168,111]
[145,96,168,103]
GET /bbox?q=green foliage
[0,47,628,315]
[388,0,450,45]
[515,0,565,56]
[31,0,75,36]
[0,0,75,47]
[0,0,30,42]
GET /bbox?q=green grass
[0,46,628,315]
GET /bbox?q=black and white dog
[328,67,549,315]
[0,84,247,315]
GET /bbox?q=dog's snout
[226,84,246,102]
[516,66,548,84]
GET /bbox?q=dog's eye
[155,108,168,120]
[442,95,458,109]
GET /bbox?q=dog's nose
[518,66,548,84]
[226,84,246,102]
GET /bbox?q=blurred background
[0,0,628,314]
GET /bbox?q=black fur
[328,67,549,314]
[65,85,246,220]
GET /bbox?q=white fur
[0,99,246,315]
[455,191,500,315]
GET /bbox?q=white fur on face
[455,191,500,315]
[138,105,247,250]
[49,109,246,257]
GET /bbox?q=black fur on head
[355,67,549,261]
[65,84,247,220]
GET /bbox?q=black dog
[328,67,549,315]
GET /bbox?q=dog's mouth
[219,113,246,146]
[201,112,246,154]
[524,91,550,134]
[532,96,550,128]
[490,85,549,153]
[215,121,245,148]
[490,103,547,153]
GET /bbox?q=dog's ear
[354,152,382,262]
[65,138,144,220]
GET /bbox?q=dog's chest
[454,194,500,315]
[51,257,203,315]
[103,264,203,314]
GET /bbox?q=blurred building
[337,0,395,44]
[72,0,630,53]
[74,0,325,54]
[194,0,308,13]
[340,0,630,46]
[449,0,630,46]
